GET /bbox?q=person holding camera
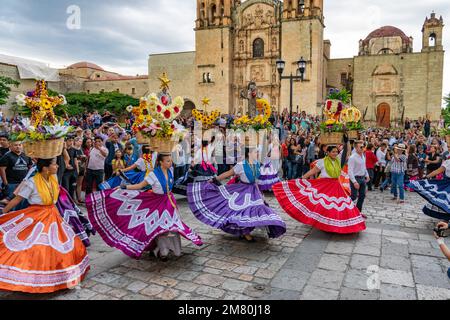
[434,222,450,279]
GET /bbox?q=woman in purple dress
[187,145,286,242]
[87,153,203,261]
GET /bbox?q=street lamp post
[276,57,306,125]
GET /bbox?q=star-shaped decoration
[201,97,211,107]
[158,73,171,91]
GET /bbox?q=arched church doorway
[182,99,195,118]
[376,103,391,128]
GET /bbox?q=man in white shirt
[86,137,108,195]
[348,141,370,214]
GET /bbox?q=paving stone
[261,288,300,300]
[350,254,380,270]
[408,239,432,248]
[380,269,415,288]
[308,269,345,290]
[380,284,417,300]
[91,272,121,285]
[108,289,129,299]
[91,284,113,294]
[380,255,411,272]
[318,254,350,272]
[409,246,445,258]
[195,286,225,299]
[416,285,450,300]
[300,285,339,300]
[270,268,310,292]
[122,294,153,300]
[155,288,179,300]
[174,282,199,293]
[60,289,97,300]
[89,294,112,300]
[410,255,443,272]
[343,268,372,291]
[223,292,252,300]
[325,242,354,255]
[238,274,254,282]
[148,276,178,288]
[412,268,450,289]
[124,270,153,282]
[205,259,239,271]
[126,281,148,293]
[140,284,166,297]
[221,279,251,292]
[194,274,227,288]
[203,267,223,275]
[254,269,277,279]
[233,266,258,275]
[178,271,200,281]
[384,237,409,245]
[339,287,379,300]
[283,252,321,273]
[107,276,134,289]
[382,230,418,240]
[381,243,409,257]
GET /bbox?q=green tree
[0,76,20,106]
[65,92,139,116]
[443,93,450,126]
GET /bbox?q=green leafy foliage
[0,76,20,105]
[320,122,344,133]
[327,88,352,104]
[64,92,139,116]
[443,93,450,127]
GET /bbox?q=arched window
[429,33,436,47]
[209,4,217,24]
[203,73,207,83]
[220,0,225,17]
[378,48,394,55]
[253,38,264,58]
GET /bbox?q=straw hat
[395,143,407,151]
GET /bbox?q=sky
[0,0,448,104]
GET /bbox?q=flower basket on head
[23,138,65,159]
[13,80,72,159]
[149,136,178,154]
[192,97,221,134]
[320,132,344,146]
[135,131,152,145]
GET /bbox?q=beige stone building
[0,58,148,116]
[148,0,445,127]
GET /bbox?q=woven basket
[23,138,64,159]
[348,130,359,140]
[136,132,152,145]
[321,132,344,145]
[149,137,178,154]
[446,136,450,146]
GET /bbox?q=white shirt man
[348,142,370,214]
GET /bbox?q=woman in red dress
[273,144,366,234]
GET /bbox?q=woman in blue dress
[99,145,157,190]
[408,157,450,220]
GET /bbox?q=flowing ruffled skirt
[86,189,203,259]
[273,178,366,234]
[99,171,146,190]
[407,177,450,220]
[0,205,89,293]
[187,181,286,238]
[56,187,96,247]
[258,160,281,191]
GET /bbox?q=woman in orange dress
[0,158,89,294]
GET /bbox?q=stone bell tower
[422,12,444,52]
[280,0,325,115]
[195,0,238,113]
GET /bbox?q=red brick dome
[363,26,411,45]
[68,62,104,71]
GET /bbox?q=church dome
[363,26,411,45]
[68,61,105,71]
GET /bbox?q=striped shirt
[390,154,407,174]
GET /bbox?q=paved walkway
[2,189,450,300]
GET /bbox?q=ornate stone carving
[251,65,266,82]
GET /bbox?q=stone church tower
[193,0,326,114]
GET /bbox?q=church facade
[148,0,445,126]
